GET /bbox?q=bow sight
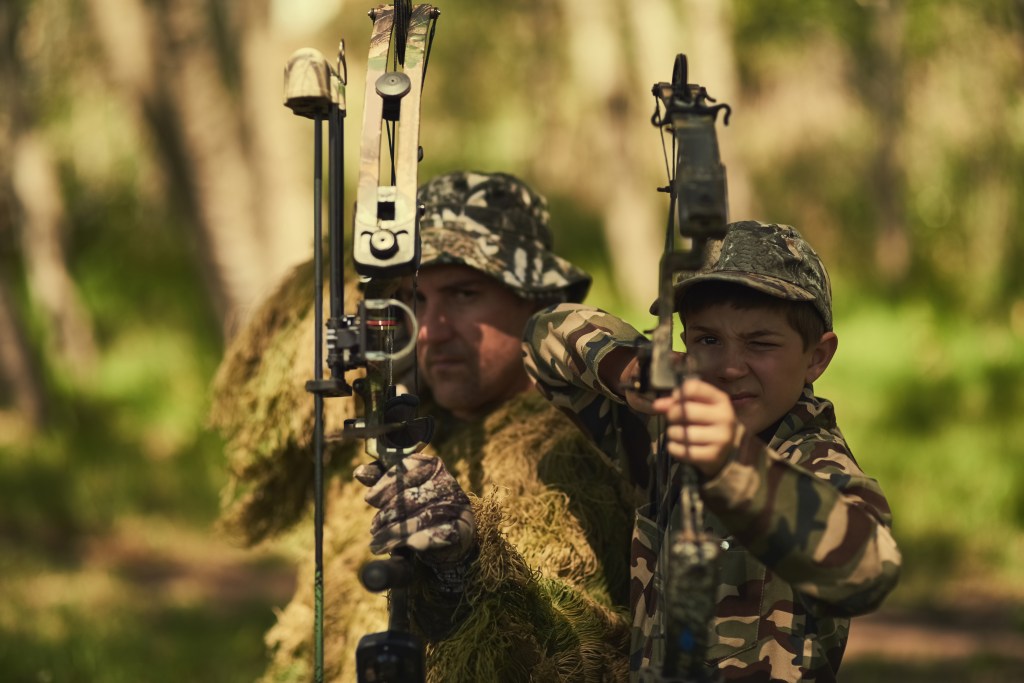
[283,4,439,682]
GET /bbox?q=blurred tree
[365,0,754,312]
[12,131,98,374]
[0,281,45,429]
[732,0,1024,315]
[84,0,312,335]
[4,0,1023,436]
[1,0,92,428]
[862,0,911,285]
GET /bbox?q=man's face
[408,265,538,420]
[683,303,835,435]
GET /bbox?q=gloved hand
[354,453,476,565]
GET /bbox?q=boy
[523,220,902,682]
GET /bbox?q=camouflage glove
[355,453,476,568]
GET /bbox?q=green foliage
[820,291,1024,602]
[732,0,1024,316]
[546,192,629,315]
[0,582,275,683]
[63,166,222,358]
[1,102,228,543]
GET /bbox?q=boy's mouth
[729,392,756,405]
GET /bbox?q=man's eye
[401,290,425,304]
[696,335,718,346]
[454,288,478,300]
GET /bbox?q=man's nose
[417,304,452,344]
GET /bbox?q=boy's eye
[453,288,479,301]
[695,335,719,346]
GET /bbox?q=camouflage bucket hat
[416,171,591,303]
[670,220,833,330]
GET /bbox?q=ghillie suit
[210,259,637,682]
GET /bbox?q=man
[212,171,636,682]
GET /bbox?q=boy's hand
[652,378,737,478]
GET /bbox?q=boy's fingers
[665,423,730,445]
[652,379,729,410]
[680,378,730,402]
[655,399,728,427]
[665,440,722,462]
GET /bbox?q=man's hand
[354,453,475,564]
[652,378,737,478]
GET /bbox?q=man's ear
[805,331,838,384]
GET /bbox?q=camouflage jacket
[522,304,902,683]
[259,390,635,683]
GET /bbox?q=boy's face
[406,265,539,421]
[683,302,836,435]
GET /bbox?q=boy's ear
[805,331,838,384]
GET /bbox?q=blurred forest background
[3,0,1024,680]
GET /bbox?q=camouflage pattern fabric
[256,390,637,683]
[522,304,902,683]
[417,171,591,303]
[664,221,833,331]
[355,452,476,562]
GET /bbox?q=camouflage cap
[669,220,833,330]
[416,171,591,303]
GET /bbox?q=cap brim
[648,271,816,314]
[420,226,591,303]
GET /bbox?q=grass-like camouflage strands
[209,259,638,680]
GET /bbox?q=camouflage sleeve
[701,425,902,616]
[521,303,649,455]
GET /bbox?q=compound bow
[283,3,440,681]
[638,53,732,683]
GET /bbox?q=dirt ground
[79,524,1024,680]
[847,602,1024,665]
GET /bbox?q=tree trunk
[865,0,910,284]
[0,277,46,429]
[679,0,755,222]
[84,0,312,338]
[546,0,752,313]
[11,131,98,376]
[551,0,665,312]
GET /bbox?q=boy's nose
[716,346,749,381]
